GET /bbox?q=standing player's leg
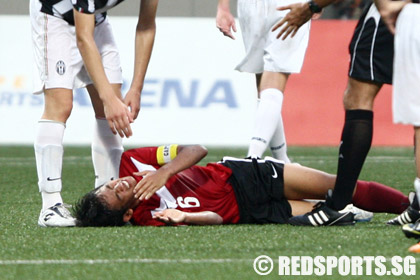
[88,84,124,188]
[35,88,76,227]
[31,1,79,227]
[248,71,290,163]
[402,127,420,238]
[237,0,309,162]
[327,3,394,213]
[392,4,420,243]
[328,78,379,211]
[87,19,124,188]
[289,3,397,226]
[246,15,309,161]
[386,5,420,227]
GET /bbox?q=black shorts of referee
[349,3,394,84]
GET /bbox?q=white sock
[92,118,123,188]
[34,120,65,210]
[414,178,420,209]
[41,192,63,210]
[247,88,284,158]
[270,117,290,163]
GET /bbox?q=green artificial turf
[0,146,419,279]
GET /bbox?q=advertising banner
[0,16,412,146]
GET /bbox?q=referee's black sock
[327,109,373,211]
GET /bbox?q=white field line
[1,257,420,266]
[0,258,252,265]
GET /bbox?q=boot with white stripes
[387,192,420,225]
[288,190,355,226]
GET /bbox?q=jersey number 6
[177,197,200,208]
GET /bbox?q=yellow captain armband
[156,144,178,166]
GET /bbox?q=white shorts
[30,0,122,95]
[236,0,311,74]
[393,4,420,126]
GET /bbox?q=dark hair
[73,189,128,227]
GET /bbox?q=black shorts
[348,3,394,84]
[221,157,292,224]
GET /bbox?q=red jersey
[119,145,240,226]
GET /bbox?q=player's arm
[216,0,237,40]
[272,0,334,40]
[133,145,208,200]
[374,0,408,34]
[153,209,223,225]
[73,9,133,138]
[124,0,158,120]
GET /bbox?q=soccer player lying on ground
[74,145,410,227]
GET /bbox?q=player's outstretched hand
[153,209,186,224]
[124,88,141,120]
[272,3,312,40]
[104,96,133,138]
[133,170,170,200]
[216,8,237,39]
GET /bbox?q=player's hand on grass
[133,170,170,200]
[216,7,237,39]
[124,88,141,120]
[153,209,186,224]
[272,3,312,40]
[104,95,133,138]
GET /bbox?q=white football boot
[341,204,373,223]
[38,203,76,227]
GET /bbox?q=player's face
[96,176,138,210]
